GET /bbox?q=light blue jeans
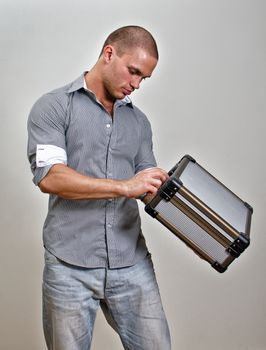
[43,250,171,350]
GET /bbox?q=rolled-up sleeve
[27,93,68,185]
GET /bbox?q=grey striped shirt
[27,73,157,268]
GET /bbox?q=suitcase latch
[227,234,250,258]
[160,178,183,201]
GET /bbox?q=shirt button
[107,223,112,228]
[106,123,111,128]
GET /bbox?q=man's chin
[115,91,127,100]
[108,89,129,100]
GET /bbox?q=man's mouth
[122,88,133,96]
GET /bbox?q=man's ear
[102,45,115,63]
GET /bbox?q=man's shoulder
[33,75,83,109]
[30,82,75,116]
[41,80,75,102]
[130,103,152,127]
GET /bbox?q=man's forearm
[39,164,168,200]
[39,164,126,200]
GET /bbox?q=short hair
[100,25,159,59]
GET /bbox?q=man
[27,25,171,350]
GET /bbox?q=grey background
[0,0,265,349]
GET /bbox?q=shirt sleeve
[134,111,157,173]
[27,92,68,185]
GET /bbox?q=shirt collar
[66,73,85,93]
[66,72,132,106]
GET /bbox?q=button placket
[105,114,120,265]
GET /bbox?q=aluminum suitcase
[145,155,253,272]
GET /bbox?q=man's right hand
[123,167,169,199]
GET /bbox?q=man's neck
[84,70,115,116]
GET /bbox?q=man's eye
[128,68,137,75]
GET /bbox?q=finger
[151,167,169,179]
[145,178,162,190]
[152,178,163,188]
[146,185,159,195]
[138,167,166,175]
[151,171,168,183]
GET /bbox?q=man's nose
[130,76,142,90]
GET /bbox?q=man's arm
[39,164,168,200]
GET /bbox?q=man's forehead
[121,46,155,58]
[121,48,157,65]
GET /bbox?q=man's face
[102,47,158,100]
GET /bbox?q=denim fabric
[43,249,171,350]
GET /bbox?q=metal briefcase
[145,155,253,273]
